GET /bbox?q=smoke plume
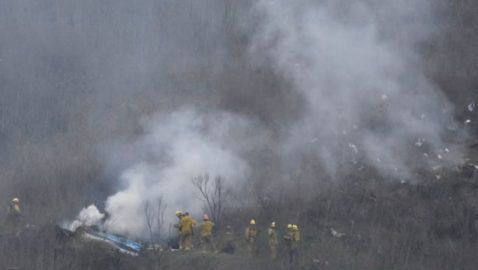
[93,0,463,239]
[103,109,251,238]
[69,205,105,232]
[0,0,474,238]
[250,0,459,179]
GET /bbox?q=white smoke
[251,0,459,179]
[103,108,251,238]
[67,0,464,239]
[69,205,105,232]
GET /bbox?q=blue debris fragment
[81,227,144,255]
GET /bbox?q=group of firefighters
[4,199,301,264]
[175,210,301,265]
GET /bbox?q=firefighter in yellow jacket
[174,211,184,250]
[284,224,301,266]
[200,214,215,252]
[268,221,278,259]
[245,219,258,257]
[6,198,22,236]
[179,212,196,251]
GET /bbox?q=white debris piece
[468,103,475,112]
[465,119,472,124]
[435,175,441,180]
[423,153,429,157]
[381,94,388,101]
[348,143,358,153]
[437,154,443,160]
[444,148,450,153]
[415,139,424,147]
[330,228,346,238]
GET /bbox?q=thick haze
[0,0,475,239]
[251,0,458,179]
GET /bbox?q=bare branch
[191,173,228,228]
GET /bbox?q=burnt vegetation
[0,0,478,269]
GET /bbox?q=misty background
[0,0,477,239]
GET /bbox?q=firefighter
[268,221,278,259]
[284,224,300,267]
[292,224,301,266]
[179,212,195,251]
[200,214,215,252]
[6,197,22,236]
[245,219,258,257]
[174,210,184,250]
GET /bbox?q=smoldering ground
[0,0,476,240]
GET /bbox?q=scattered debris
[468,103,475,112]
[77,227,144,256]
[415,138,425,147]
[348,143,358,153]
[330,228,346,238]
[465,119,472,124]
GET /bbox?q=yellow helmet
[292,224,299,230]
[250,219,256,225]
[287,224,293,229]
[175,210,183,217]
[12,198,19,203]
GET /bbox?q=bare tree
[144,197,167,250]
[192,174,227,227]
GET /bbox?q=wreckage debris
[61,226,144,256]
[468,103,475,112]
